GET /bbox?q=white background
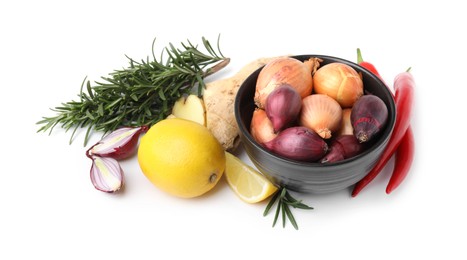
[1,0,466,259]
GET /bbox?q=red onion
[90,155,124,193]
[351,95,388,143]
[86,126,148,160]
[263,126,328,162]
[320,135,366,163]
[265,84,302,132]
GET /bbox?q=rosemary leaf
[86,81,94,99]
[284,191,314,210]
[283,203,299,230]
[69,124,80,145]
[84,124,93,147]
[282,202,287,228]
[263,190,280,216]
[273,199,281,228]
[97,103,104,116]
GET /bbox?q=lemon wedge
[224,152,278,203]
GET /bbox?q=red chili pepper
[354,49,415,195]
[351,71,414,196]
[386,126,414,194]
[357,48,383,79]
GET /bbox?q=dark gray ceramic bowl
[235,55,396,194]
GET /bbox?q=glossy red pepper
[386,127,414,194]
[351,71,414,196]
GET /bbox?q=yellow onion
[299,94,342,139]
[250,108,277,144]
[254,57,313,108]
[337,108,353,136]
[313,62,363,108]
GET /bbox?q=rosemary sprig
[263,187,313,230]
[37,36,229,146]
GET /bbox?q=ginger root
[203,56,283,151]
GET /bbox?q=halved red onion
[86,126,148,160]
[90,156,124,193]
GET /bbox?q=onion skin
[351,95,388,143]
[250,108,277,144]
[313,62,363,108]
[263,126,328,162]
[299,94,342,139]
[337,108,353,136]
[255,57,312,108]
[320,135,366,163]
[265,84,302,132]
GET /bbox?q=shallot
[320,135,366,163]
[351,95,388,143]
[263,126,328,162]
[265,84,302,132]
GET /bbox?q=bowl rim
[234,54,396,168]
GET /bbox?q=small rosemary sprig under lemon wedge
[263,187,313,230]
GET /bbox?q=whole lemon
[138,118,225,198]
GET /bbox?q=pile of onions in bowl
[250,57,389,163]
